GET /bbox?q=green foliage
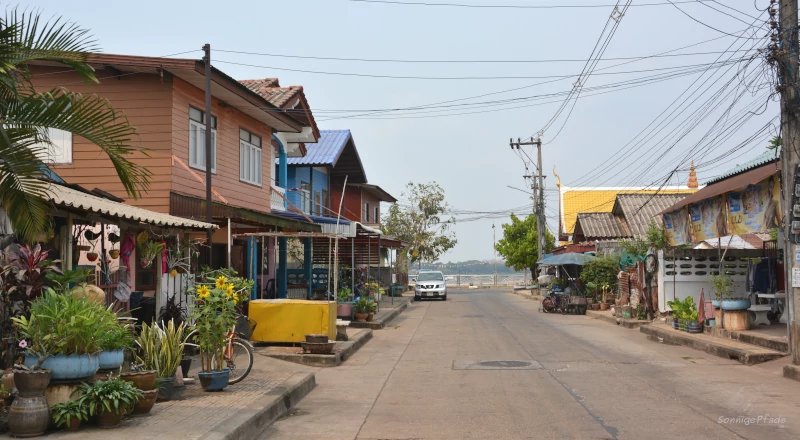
[580,256,619,297]
[353,297,373,314]
[98,322,135,352]
[46,268,91,292]
[620,220,669,260]
[189,276,238,372]
[495,214,555,273]
[710,273,734,300]
[75,377,143,416]
[0,9,151,241]
[337,287,352,302]
[12,290,117,358]
[666,296,698,322]
[199,266,254,304]
[137,241,164,265]
[767,136,782,151]
[51,400,89,428]
[382,182,457,270]
[134,320,194,378]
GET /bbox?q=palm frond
[5,88,151,197]
[0,126,53,241]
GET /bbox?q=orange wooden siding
[170,78,274,214]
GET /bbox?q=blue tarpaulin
[537,252,597,266]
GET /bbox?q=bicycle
[223,313,255,384]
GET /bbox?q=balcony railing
[270,185,286,211]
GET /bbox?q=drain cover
[452,360,543,370]
[461,314,484,318]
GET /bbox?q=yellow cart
[248,299,337,343]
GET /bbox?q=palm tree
[0,9,150,241]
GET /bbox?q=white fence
[410,274,527,287]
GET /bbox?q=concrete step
[640,324,786,365]
[586,310,650,328]
[703,326,789,353]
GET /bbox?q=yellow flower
[215,276,228,289]
[197,285,210,299]
[226,284,235,297]
[136,231,149,244]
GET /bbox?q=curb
[350,297,413,329]
[259,329,373,367]
[586,310,618,325]
[784,364,800,382]
[704,326,789,353]
[198,371,316,440]
[640,324,785,365]
[585,310,650,328]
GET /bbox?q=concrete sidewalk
[4,354,316,440]
[350,295,414,329]
[257,328,373,367]
[586,309,650,328]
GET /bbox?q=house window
[374,206,379,223]
[315,192,321,216]
[189,107,217,173]
[321,189,329,217]
[239,128,262,186]
[33,128,72,164]
[364,202,370,223]
[300,181,311,213]
[135,257,158,291]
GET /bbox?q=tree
[580,256,619,299]
[0,10,150,241]
[382,182,457,271]
[495,214,554,276]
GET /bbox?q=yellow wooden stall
[248,299,336,343]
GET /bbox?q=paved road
[262,289,800,440]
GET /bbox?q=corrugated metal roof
[287,130,351,166]
[613,193,687,238]
[575,212,630,239]
[49,185,215,229]
[705,149,779,185]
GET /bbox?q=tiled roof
[613,193,688,238]
[575,212,630,239]
[239,79,302,108]
[287,130,351,166]
[705,149,780,185]
[560,187,696,235]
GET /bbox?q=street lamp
[492,224,497,286]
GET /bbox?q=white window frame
[300,181,312,214]
[34,128,73,164]
[239,128,262,186]
[188,108,217,173]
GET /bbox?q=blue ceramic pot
[24,354,99,380]
[721,299,751,311]
[98,350,125,370]
[711,299,721,308]
[198,369,230,391]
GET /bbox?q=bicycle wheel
[226,339,254,384]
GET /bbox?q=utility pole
[510,137,546,283]
[493,223,497,286]
[777,0,800,366]
[203,44,213,268]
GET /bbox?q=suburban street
[263,289,800,440]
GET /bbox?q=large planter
[711,299,721,308]
[722,299,751,311]
[96,408,124,429]
[157,377,175,401]
[366,312,374,322]
[24,354,99,380]
[180,358,192,379]
[98,350,125,370]
[687,321,704,333]
[337,303,352,317]
[70,284,106,304]
[132,389,158,415]
[599,303,609,311]
[120,370,157,391]
[354,313,368,322]
[723,310,750,331]
[198,369,230,392]
[64,416,82,432]
[9,370,51,438]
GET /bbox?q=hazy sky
[26,0,776,261]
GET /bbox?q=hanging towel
[120,232,135,273]
[114,267,132,302]
[161,239,168,275]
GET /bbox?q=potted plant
[12,291,108,380]
[190,276,238,392]
[84,229,101,262]
[132,384,159,415]
[8,341,51,438]
[353,297,371,322]
[51,399,89,431]
[366,299,377,322]
[97,321,135,370]
[337,287,353,317]
[76,377,143,429]
[138,241,164,269]
[134,320,194,401]
[710,273,733,309]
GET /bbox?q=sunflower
[226,284,235,297]
[215,276,228,289]
[197,285,211,299]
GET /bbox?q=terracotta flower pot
[599,303,609,311]
[354,313,368,322]
[109,249,120,259]
[120,370,157,391]
[591,304,600,311]
[96,408,124,429]
[366,312,374,322]
[132,389,158,415]
[65,416,82,431]
[86,252,99,262]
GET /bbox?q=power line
[342,0,713,9]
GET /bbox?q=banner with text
[727,174,781,235]
[689,195,727,241]
[664,208,692,246]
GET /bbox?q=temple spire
[687,161,698,189]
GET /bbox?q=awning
[537,252,596,266]
[660,161,780,214]
[49,185,216,230]
[169,193,318,232]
